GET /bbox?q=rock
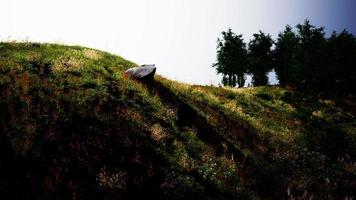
[125,64,156,81]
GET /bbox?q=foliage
[213,29,248,87]
[274,25,299,86]
[247,31,274,86]
[275,20,356,94]
[214,19,356,95]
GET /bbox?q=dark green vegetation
[1,42,356,199]
[214,20,356,94]
[212,29,248,87]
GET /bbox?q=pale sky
[1,0,355,85]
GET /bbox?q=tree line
[213,20,356,94]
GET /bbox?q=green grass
[0,42,355,200]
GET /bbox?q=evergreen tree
[213,29,248,87]
[214,20,356,94]
[295,20,327,90]
[273,25,299,86]
[248,31,273,86]
[326,30,356,93]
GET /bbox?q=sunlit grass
[1,42,355,199]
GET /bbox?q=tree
[213,28,248,87]
[295,20,326,90]
[326,30,356,93]
[273,25,299,86]
[214,20,356,94]
[248,31,273,86]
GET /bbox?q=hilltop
[0,42,355,199]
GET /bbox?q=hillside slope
[0,42,355,199]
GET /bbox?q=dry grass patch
[149,123,167,142]
[53,56,84,72]
[83,49,101,60]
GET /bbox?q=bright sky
[1,0,355,85]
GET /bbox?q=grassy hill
[0,42,355,199]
